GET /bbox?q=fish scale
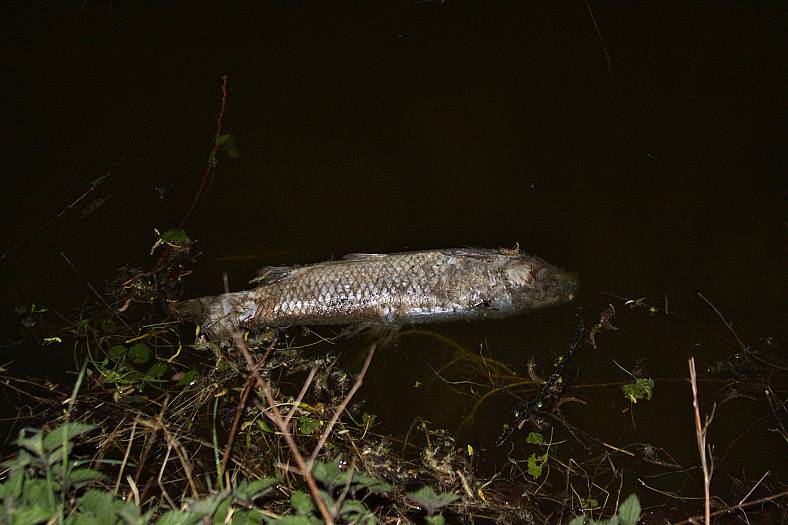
[173,248,578,338]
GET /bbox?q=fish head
[503,256,578,311]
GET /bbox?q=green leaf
[13,504,56,525]
[406,486,460,515]
[298,415,322,435]
[0,468,25,500]
[186,492,229,516]
[255,419,275,433]
[290,491,314,515]
[147,362,169,379]
[17,431,45,457]
[68,468,105,487]
[568,517,586,525]
[265,517,317,525]
[78,490,119,519]
[161,228,189,243]
[128,343,152,364]
[234,478,279,501]
[311,458,343,490]
[108,345,128,361]
[347,472,392,494]
[154,510,204,525]
[176,370,199,387]
[43,422,95,452]
[617,494,641,525]
[527,452,548,480]
[215,134,240,159]
[622,378,654,403]
[425,515,446,525]
[526,432,544,445]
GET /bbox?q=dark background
[2,0,786,510]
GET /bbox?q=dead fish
[173,247,578,338]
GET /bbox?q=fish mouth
[533,267,579,305]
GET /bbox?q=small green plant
[567,493,641,525]
[265,457,392,524]
[524,431,562,481]
[406,485,461,525]
[621,377,654,404]
[0,422,281,525]
[0,422,103,524]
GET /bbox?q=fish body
[175,248,578,338]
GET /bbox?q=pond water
[2,2,785,520]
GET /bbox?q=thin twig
[284,366,318,428]
[738,471,770,507]
[583,0,613,77]
[671,489,788,525]
[114,417,138,496]
[697,292,747,350]
[219,376,254,477]
[309,344,376,465]
[179,75,229,229]
[688,357,713,524]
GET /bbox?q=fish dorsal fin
[250,265,294,285]
[342,253,386,260]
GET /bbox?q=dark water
[3,1,785,515]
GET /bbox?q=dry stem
[688,357,714,524]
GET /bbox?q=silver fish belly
[174,248,578,338]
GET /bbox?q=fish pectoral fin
[341,253,387,260]
[250,265,294,284]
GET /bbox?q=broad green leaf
[176,370,199,387]
[526,432,544,445]
[265,517,318,525]
[567,517,586,525]
[187,491,229,516]
[617,494,641,525]
[406,486,460,515]
[147,362,168,379]
[17,432,45,457]
[234,477,279,500]
[425,515,446,525]
[43,422,95,452]
[290,490,314,515]
[108,345,127,361]
[13,505,55,525]
[154,510,204,525]
[339,499,367,517]
[161,228,189,243]
[128,343,151,364]
[527,452,547,480]
[622,378,654,403]
[298,415,321,435]
[346,472,392,494]
[78,489,117,518]
[68,468,105,487]
[0,469,25,500]
[311,458,343,490]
